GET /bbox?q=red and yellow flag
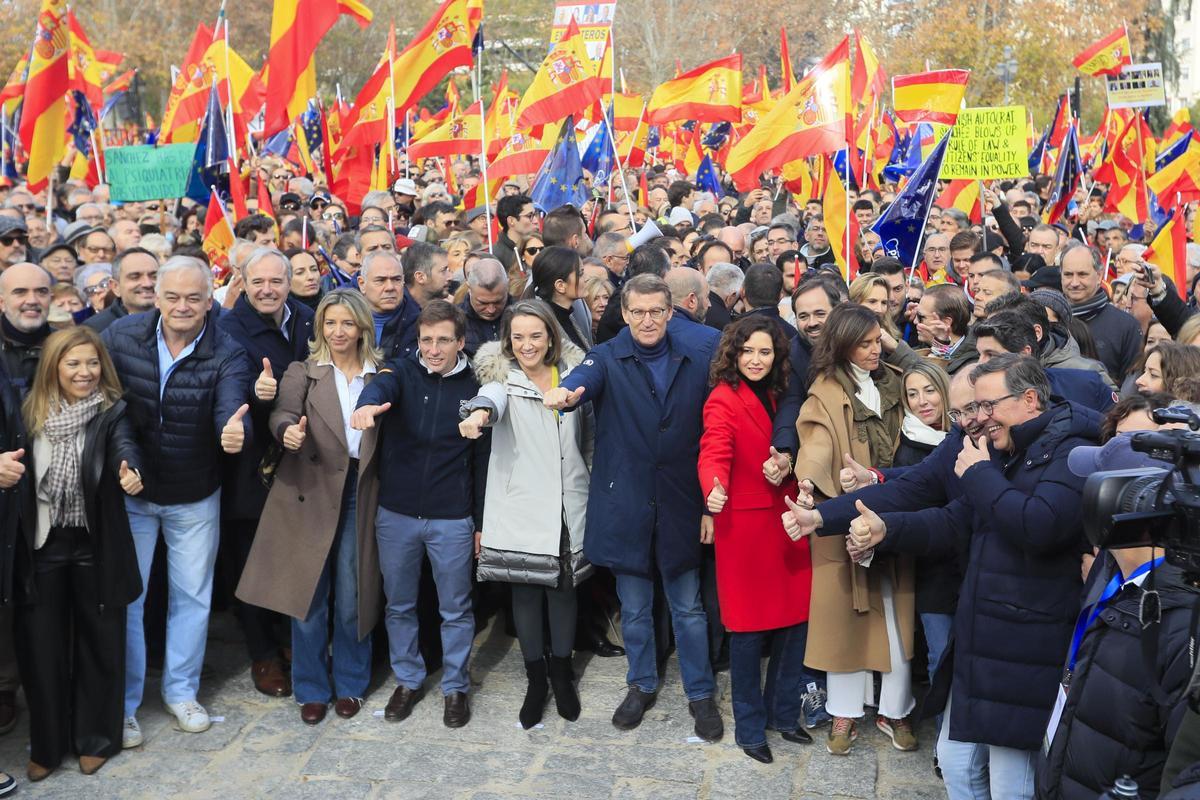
[1147,137,1200,207]
[646,54,742,126]
[725,36,850,192]
[936,180,982,224]
[823,155,860,283]
[514,17,603,129]
[893,69,969,126]
[409,101,482,160]
[390,0,474,115]
[0,49,30,115]
[483,70,520,158]
[1073,25,1132,78]
[263,0,373,136]
[159,23,213,143]
[1144,207,1189,299]
[489,128,555,181]
[339,22,395,151]
[20,0,71,193]
[851,30,886,108]
[202,190,236,280]
[66,11,108,111]
[780,28,795,93]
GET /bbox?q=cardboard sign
[105,143,195,202]
[941,106,1028,180]
[1106,62,1166,109]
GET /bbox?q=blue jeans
[729,623,807,748]
[937,696,1036,800]
[292,472,372,704]
[614,568,714,701]
[124,490,221,716]
[921,612,954,731]
[375,508,474,695]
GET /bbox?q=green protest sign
[106,143,195,202]
[941,106,1027,180]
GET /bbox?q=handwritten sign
[941,106,1027,180]
[106,143,195,202]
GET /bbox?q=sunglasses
[524,246,543,256]
[271,173,290,181]
[311,200,329,209]
[0,235,27,246]
[280,202,301,211]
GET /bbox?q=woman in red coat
[698,316,814,765]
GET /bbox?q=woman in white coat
[459,300,594,729]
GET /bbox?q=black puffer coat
[102,308,252,506]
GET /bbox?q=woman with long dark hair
[16,326,143,781]
[698,316,813,764]
[792,303,915,756]
[523,245,593,350]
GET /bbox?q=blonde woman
[850,272,919,369]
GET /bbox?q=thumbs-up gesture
[544,385,585,411]
[839,452,875,493]
[118,460,143,495]
[254,357,277,402]
[350,402,391,431]
[0,448,25,488]
[221,404,250,454]
[846,499,886,559]
[761,446,791,486]
[781,494,820,541]
[706,476,728,514]
[954,433,990,478]
[283,416,307,451]
[458,409,489,440]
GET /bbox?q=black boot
[519,658,549,729]
[548,655,581,721]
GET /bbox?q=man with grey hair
[1113,242,1147,276]
[665,267,711,327]
[358,248,420,360]
[102,255,253,744]
[459,257,510,357]
[1060,245,1142,379]
[706,262,744,321]
[593,231,630,289]
[217,247,315,697]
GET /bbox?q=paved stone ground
[0,613,945,799]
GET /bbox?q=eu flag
[184,85,230,205]
[882,124,930,184]
[531,116,589,213]
[580,115,614,187]
[701,122,732,151]
[262,126,293,158]
[1028,127,1049,176]
[300,100,323,157]
[1042,124,1082,225]
[695,154,723,199]
[66,91,97,156]
[871,129,952,271]
[1155,131,1193,172]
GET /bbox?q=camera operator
[1036,432,1200,799]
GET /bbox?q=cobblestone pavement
[0,614,945,799]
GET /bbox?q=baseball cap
[278,192,303,210]
[463,206,489,223]
[392,178,419,197]
[0,216,29,238]
[1021,266,1061,291]
[1068,433,1169,477]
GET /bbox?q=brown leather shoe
[26,762,53,782]
[299,702,327,725]
[443,692,470,728]
[384,685,422,722]
[0,691,16,735]
[334,697,364,719]
[78,755,107,775]
[251,659,292,698]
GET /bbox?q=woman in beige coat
[236,289,382,726]
[792,303,915,756]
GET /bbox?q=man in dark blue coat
[357,248,421,361]
[545,273,724,742]
[216,247,314,698]
[102,255,252,743]
[840,355,1098,800]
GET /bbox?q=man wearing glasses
[493,194,539,273]
[0,218,28,270]
[78,229,117,265]
[544,274,725,744]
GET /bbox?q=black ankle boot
[519,658,549,729]
[548,655,581,721]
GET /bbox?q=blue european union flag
[701,122,731,151]
[882,125,928,184]
[1155,132,1192,172]
[393,119,410,153]
[66,91,96,156]
[647,125,661,150]
[184,84,230,205]
[581,115,614,187]
[531,116,589,213]
[262,126,293,158]
[695,154,723,199]
[1028,126,1049,175]
[832,148,860,190]
[1149,189,1169,227]
[300,100,323,156]
[871,130,952,271]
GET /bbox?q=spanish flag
[489,128,556,181]
[409,102,482,160]
[1147,137,1200,207]
[66,11,107,111]
[1073,25,1132,78]
[514,17,603,129]
[339,23,395,151]
[892,69,969,126]
[646,54,742,126]
[390,0,475,117]
[19,0,71,194]
[263,0,373,136]
[936,180,982,224]
[103,68,136,96]
[823,154,859,283]
[725,36,850,192]
[1163,108,1193,147]
[1144,207,1188,299]
[851,30,886,108]
[483,71,520,158]
[611,92,644,131]
[202,189,236,281]
[0,50,30,115]
[159,23,214,143]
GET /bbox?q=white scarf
[901,410,948,448]
[849,363,881,416]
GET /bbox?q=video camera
[1081,407,1200,575]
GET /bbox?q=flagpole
[907,135,949,285]
[471,49,494,252]
[89,129,105,185]
[403,108,411,179]
[220,5,237,158]
[387,22,397,176]
[602,109,636,229]
[842,150,851,282]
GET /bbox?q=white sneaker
[122,716,143,748]
[163,700,211,733]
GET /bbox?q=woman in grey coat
[460,300,594,729]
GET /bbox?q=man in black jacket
[351,301,488,730]
[458,258,510,358]
[102,255,253,745]
[0,262,52,396]
[358,249,420,361]
[216,247,314,699]
[85,248,159,334]
[1061,246,1142,381]
[492,194,537,273]
[0,370,26,739]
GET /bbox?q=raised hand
[350,402,391,431]
[846,499,886,559]
[221,404,250,454]
[954,434,990,477]
[781,494,820,541]
[839,452,874,493]
[706,476,727,514]
[0,448,25,488]
[762,446,791,486]
[283,416,307,451]
[458,409,489,439]
[118,460,143,495]
[543,386,585,411]
[254,357,277,402]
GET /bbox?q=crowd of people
[0,153,1198,800]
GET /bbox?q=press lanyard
[1067,556,1165,671]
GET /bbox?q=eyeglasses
[280,202,301,211]
[627,308,668,322]
[83,244,114,256]
[974,394,1015,418]
[84,278,112,296]
[0,235,27,246]
[524,246,543,256]
[322,211,344,221]
[419,336,458,347]
[11,203,34,213]
[310,200,329,210]
[518,211,539,221]
[145,203,160,211]
[948,404,978,424]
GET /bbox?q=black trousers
[15,527,125,768]
[221,518,287,662]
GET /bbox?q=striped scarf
[41,392,102,528]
